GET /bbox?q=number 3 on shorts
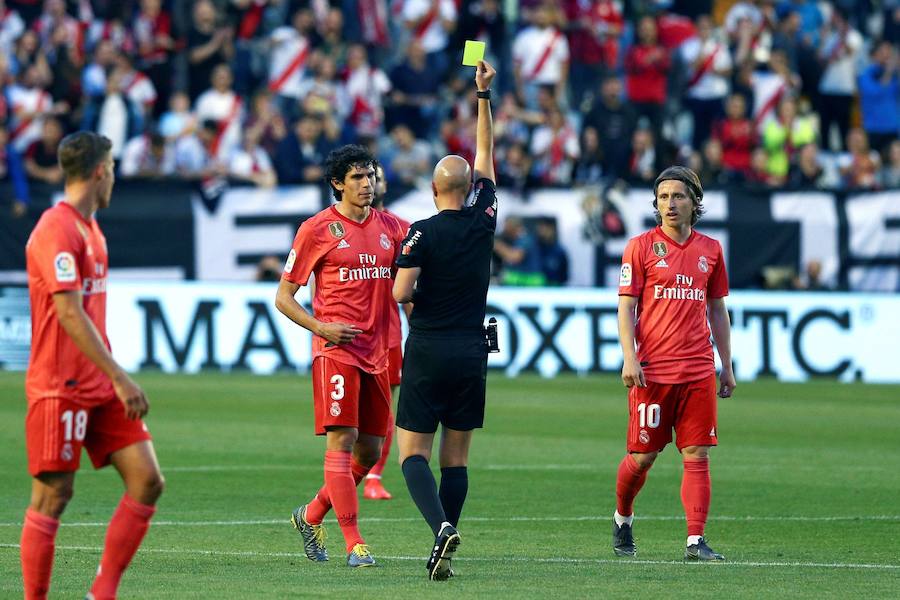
[330,374,345,400]
[637,403,660,428]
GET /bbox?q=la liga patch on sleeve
[284,249,296,273]
[619,263,632,287]
[54,252,77,282]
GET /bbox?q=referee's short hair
[324,144,376,202]
[58,131,112,183]
[652,165,705,225]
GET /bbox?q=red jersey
[25,202,114,405]
[382,208,410,349]
[618,227,729,384]
[283,205,405,373]
[713,118,756,173]
[624,45,670,105]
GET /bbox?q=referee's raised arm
[473,60,496,184]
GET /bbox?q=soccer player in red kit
[363,161,411,501]
[21,132,164,600]
[613,166,735,561]
[275,145,405,567]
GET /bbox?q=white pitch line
[81,463,597,474]
[0,543,896,571]
[0,515,899,528]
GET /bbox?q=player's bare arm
[393,267,421,304]
[617,294,646,388]
[52,291,148,419]
[275,278,362,344]
[708,297,736,398]
[473,60,496,184]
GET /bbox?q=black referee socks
[402,455,447,537]
[439,466,468,528]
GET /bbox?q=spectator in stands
[174,119,227,180]
[454,0,507,79]
[762,95,816,180]
[245,90,288,161]
[817,8,863,151]
[494,216,546,286]
[713,93,756,178]
[24,117,63,185]
[793,260,829,291]
[159,92,196,141]
[387,40,441,140]
[495,92,542,149]
[255,255,283,282]
[120,130,176,179]
[383,123,432,186]
[562,0,623,108]
[317,7,347,66]
[582,76,636,178]
[80,39,117,131]
[788,143,829,189]
[536,218,569,286]
[624,15,670,137]
[0,0,25,58]
[838,128,881,190]
[229,128,277,188]
[751,48,802,130]
[496,142,536,196]
[748,146,784,187]
[187,0,234,102]
[626,127,658,185]
[267,8,314,121]
[531,105,579,186]
[857,40,900,155]
[134,0,175,120]
[116,53,157,136]
[573,125,604,186]
[0,123,30,217]
[512,1,569,108]
[44,17,82,111]
[195,63,245,162]
[32,0,81,65]
[730,9,773,68]
[7,63,55,153]
[274,114,332,185]
[342,43,392,140]
[11,29,41,77]
[680,14,732,150]
[698,138,731,187]
[402,0,458,81]
[880,139,900,188]
[96,70,129,160]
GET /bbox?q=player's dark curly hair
[323,144,376,202]
[652,165,705,226]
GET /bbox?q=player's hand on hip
[113,373,149,420]
[621,358,646,389]
[317,321,363,345]
[718,367,737,398]
[475,60,496,91]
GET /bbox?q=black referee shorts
[397,332,488,433]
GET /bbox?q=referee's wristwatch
[476,89,491,100]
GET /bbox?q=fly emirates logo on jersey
[338,253,392,282]
[653,273,706,301]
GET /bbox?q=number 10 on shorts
[637,403,660,428]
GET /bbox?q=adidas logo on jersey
[709,427,716,437]
[336,239,350,249]
[655,258,668,268]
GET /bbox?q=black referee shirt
[396,178,498,334]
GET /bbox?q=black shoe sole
[429,532,461,581]
[613,547,636,557]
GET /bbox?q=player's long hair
[323,144,376,202]
[651,166,705,226]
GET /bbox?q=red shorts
[312,356,391,437]
[626,374,718,453]
[25,396,152,477]
[387,345,403,387]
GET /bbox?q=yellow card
[462,40,486,66]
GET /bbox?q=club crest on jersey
[330,401,341,417]
[328,222,345,239]
[284,249,297,273]
[61,442,73,462]
[639,430,650,444]
[619,263,632,286]
[653,241,668,258]
[698,256,709,273]
[379,233,391,250]
[54,252,76,282]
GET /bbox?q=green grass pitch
[1,371,898,598]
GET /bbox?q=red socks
[367,425,393,479]
[615,454,650,517]
[681,458,711,536]
[20,508,59,600]
[305,456,369,525]
[89,494,156,600]
[322,450,364,552]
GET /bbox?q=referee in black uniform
[392,59,498,582]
